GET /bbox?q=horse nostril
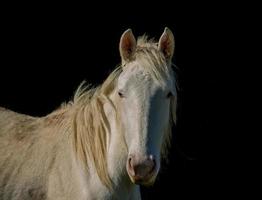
[128,156,132,167]
[149,154,154,161]
[128,155,135,176]
[147,155,156,172]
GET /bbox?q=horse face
[117,28,176,186]
[117,64,174,185]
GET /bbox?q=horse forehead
[123,65,149,77]
[119,65,157,87]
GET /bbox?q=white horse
[0,27,177,200]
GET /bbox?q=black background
[0,2,245,199]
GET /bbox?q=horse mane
[71,69,122,189]
[70,35,177,189]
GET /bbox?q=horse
[0,27,177,200]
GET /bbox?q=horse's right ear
[119,29,136,64]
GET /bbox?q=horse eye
[167,92,172,98]
[118,91,124,98]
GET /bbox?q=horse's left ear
[119,29,136,64]
[158,27,175,60]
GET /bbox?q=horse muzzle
[126,154,158,186]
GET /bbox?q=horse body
[0,108,79,199]
[0,28,176,199]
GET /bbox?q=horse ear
[158,27,175,60]
[119,29,136,63]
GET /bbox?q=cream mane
[70,36,177,189]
